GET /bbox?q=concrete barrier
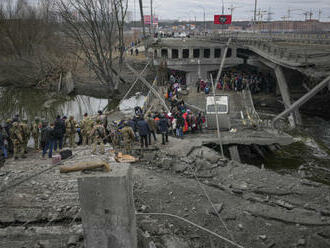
[78,164,137,248]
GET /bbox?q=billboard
[214,15,232,24]
[144,15,151,25]
[144,15,158,25]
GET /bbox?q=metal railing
[207,32,330,44]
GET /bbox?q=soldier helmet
[12,122,19,127]
[6,119,12,123]
[96,119,102,124]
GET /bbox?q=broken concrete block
[258,235,267,241]
[208,203,224,216]
[297,238,306,246]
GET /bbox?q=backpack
[96,126,105,138]
[60,149,72,160]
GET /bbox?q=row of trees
[0,0,133,99]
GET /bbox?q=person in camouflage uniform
[10,122,25,159]
[20,118,30,154]
[90,119,105,154]
[109,122,121,149]
[121,121,135,154]
[81,113,94,146]
[31,117,40,150]
[65,116,77,148]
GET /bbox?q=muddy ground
[1,135,330,248]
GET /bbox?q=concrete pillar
[78,164,137,248]
[232,47,237,58]
[229,146,241,162]
[186,71,198,85]
[210,48,215,59]
[168,48,172,59]
[179,48,183,59]
[274,65,302,127]
[189,48,194,59]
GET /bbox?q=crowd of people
[0,102,200,161]
[0,111,108,161]
[196,71,274,94]
[0,102,206,161]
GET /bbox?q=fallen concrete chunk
[59,160,111,173]
[207,203,224,216]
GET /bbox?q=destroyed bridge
[149,32,330,128]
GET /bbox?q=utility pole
[221,0,224,14]
[138,0,146,40]
[150,0,153,35]
[254,0,257,22]
[204,9,206,35]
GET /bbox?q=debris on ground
[59,160,111,173]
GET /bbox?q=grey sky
[26,0,330,22]
[128,0,330,22]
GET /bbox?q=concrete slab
[78,163,137,248]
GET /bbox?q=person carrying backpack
[90,119,105,155]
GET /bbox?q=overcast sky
[128,0,330,22]
[27,0,330,22]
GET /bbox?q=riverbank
[1,136,330,247]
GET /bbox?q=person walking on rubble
[41,122,55,159]
[20,118,30,154]
[158,114,169,145]
[4,119,13,154]
[54,115,66,151]
[0,126,8,159]
[65,116,77,148]
[121,121,135,154]
[146,114,157,145]
[10,121,25,160]
[81,113,94,146]
[136,116,150,148]
[31,117,40,150]
[90,119,105,155]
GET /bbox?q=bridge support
[186,70,208,85]
[273,75,330,127]
[274,65,302,128]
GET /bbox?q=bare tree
[56,0,128,98]
[0,0,70,87]
[113,0,128,65]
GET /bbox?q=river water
[0,87,108,122]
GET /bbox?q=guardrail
[207,32,330,44]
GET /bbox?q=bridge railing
[204,32,330,44]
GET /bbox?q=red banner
[214,15,232,24]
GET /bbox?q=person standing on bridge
[136,116,150,148]
[158,114,169,145]
[196,78,201,93]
